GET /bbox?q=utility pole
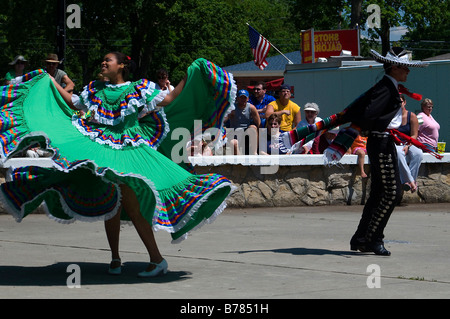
[56,0,66,69]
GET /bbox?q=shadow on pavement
[0,261,192,286]
[230,247,364,257]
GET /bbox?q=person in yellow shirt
[265,84,301,132]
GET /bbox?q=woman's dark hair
[110,51,136,80]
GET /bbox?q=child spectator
[348,135,368,178]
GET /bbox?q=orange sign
[301,29,359,63]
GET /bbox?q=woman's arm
[49,75,76,110]
[158,75,187,106]
[410,112,419,139]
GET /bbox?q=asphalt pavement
[0,203,449,301]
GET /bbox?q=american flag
[248,25,271,70]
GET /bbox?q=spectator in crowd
[4,55,28,85]
[294,102,323,153]
[260,113,288,155]
[396,95,423,192]
[187,138,213,157]
[25,144,53,158]
[249,81,275,128]
[155,68,174,97]
[347,135,368,178]
[225,89,260,155]
[265,84,301,132]
[311,127,338,154]
[45,54,75,94]
[417,98,440,153]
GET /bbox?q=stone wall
[192,154,450,208]
[0,155,449,212]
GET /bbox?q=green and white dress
[0,58,235,242]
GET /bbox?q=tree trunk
[381,17,391,55]
[350,0,364,29]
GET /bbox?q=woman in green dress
[0,52,235,277]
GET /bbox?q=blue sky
[390,26,408,41]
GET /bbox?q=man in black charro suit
[279,47,429,256]
[349,47,428,256]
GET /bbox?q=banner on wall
[301,29,360,63]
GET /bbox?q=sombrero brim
[370,49,429,68]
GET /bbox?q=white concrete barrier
[1,153,448,169]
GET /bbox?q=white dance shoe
[137,259,168,278]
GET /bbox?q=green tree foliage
[1,0,56,73]
[354,0,449,57]
[1,0,448,88]
[401,0,450,59]
[0,0,301,86]
[291,0,348,31]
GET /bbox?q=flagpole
[246,23,294,64]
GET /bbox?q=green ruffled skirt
[0,59,235,242]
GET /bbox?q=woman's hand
[402,145,410,155]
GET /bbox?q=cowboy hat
[45,53,61,63]
[370,47,429,68]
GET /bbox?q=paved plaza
[0,203,449,300]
